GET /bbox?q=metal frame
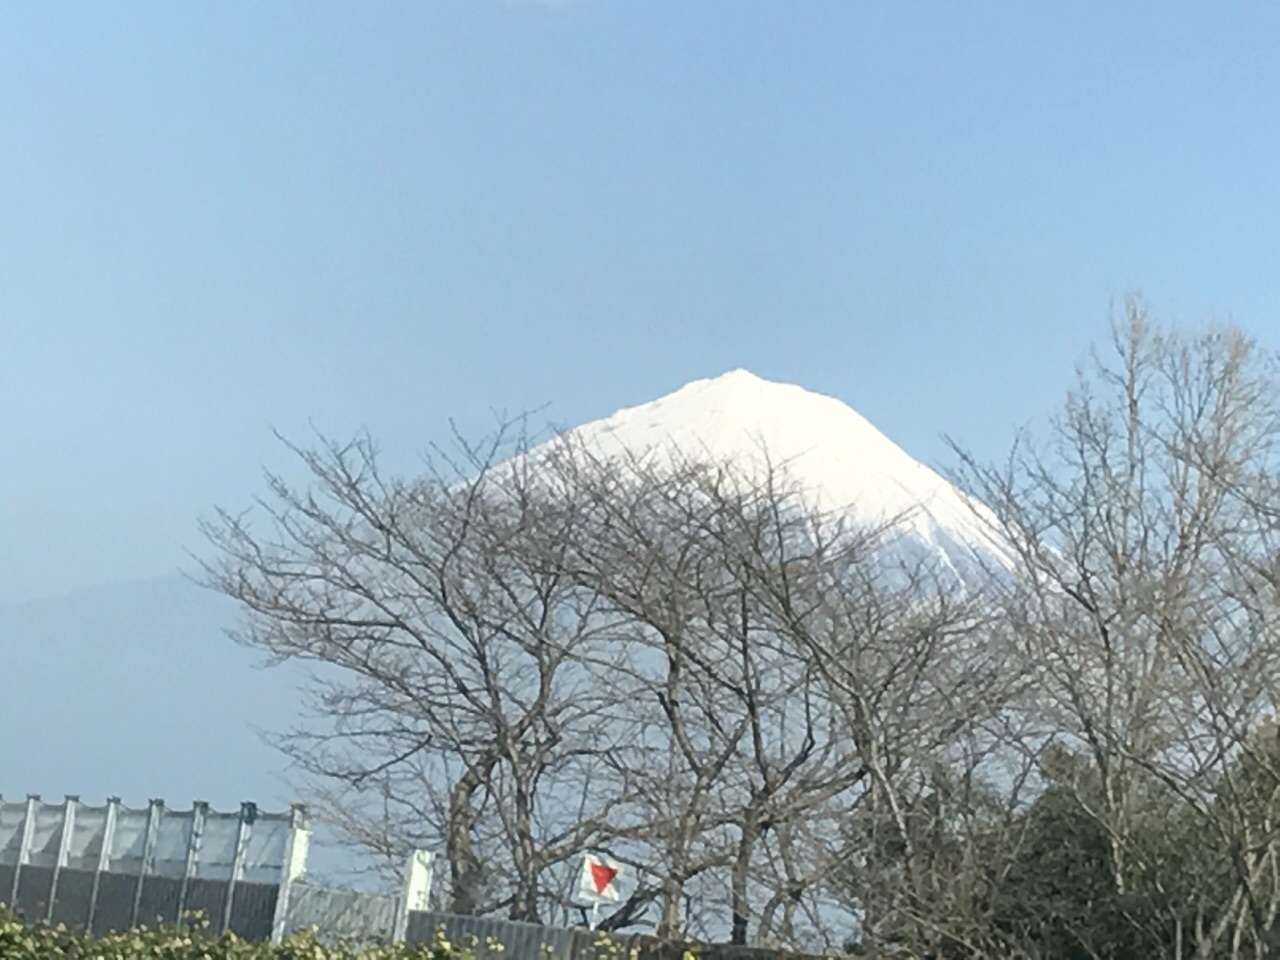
[220,801,254,933]
[175,801,208,924]
[85,797,119,932]
[1,794,311,938]
[45,796,79,922]
[129,799,164,928]
[9,795,38,908]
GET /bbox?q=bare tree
[209,331,1280,955]
[743,512,1018,955]
[548,439,1011,951]
[200,425,635,921]
[533,441,863,943]
[952,300,1280,958]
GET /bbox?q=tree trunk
[731,820,756,945]
[447,760,493,914]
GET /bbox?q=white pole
[589,900,599,930]
[270,806,310,944]
[392,850,435,943]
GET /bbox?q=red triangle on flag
[590,861,618,893]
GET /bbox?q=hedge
[0,909,585,960]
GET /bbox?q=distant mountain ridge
[0,575,294,809]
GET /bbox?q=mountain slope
[542,368,1013,581]
[0,576,295,808]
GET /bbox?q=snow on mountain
[542,368,1014,582]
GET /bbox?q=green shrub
[0,909,493,960]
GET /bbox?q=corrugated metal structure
[0,794,308,940]
[280,882,400,942]
[280,848,435,944]
[0,793,443,945]
[405,910,580,958]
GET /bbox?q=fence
[1,795,828,960]
[279,882,400,942]
[0,793,438,945]
[0,794,307,940]
[400,913,835,960]
[405,911,578,956]
[277,848,434,943]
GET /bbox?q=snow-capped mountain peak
[550,369,1013,580]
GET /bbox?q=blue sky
[5,2,1280,604]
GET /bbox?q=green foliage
[0,911,503,960]
[990,784,1154,960]
[0,913,676,960]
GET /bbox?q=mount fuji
[539,369,1014,584]
[1,369,1012,845]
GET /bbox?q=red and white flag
[577,853,621,903]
